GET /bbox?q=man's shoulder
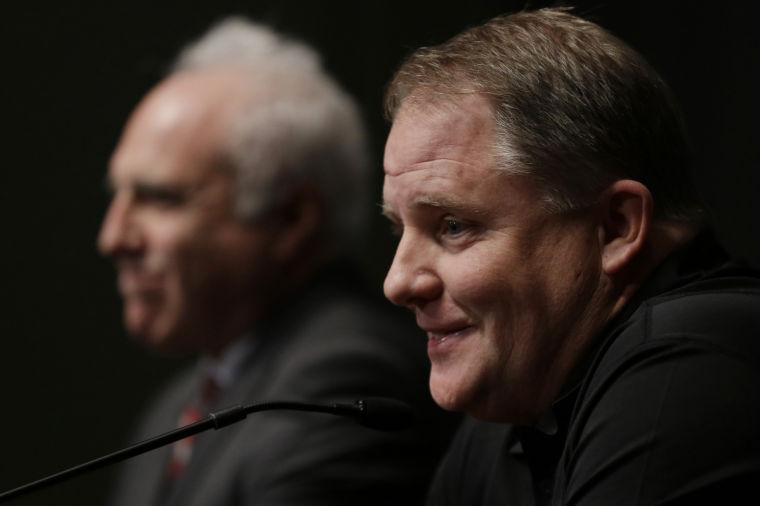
[602,263,760,370]
[264,279,424,366]
[646,264,760,325]
[570,260,760,466]
[647,274,760,358]
[558,264,760,504]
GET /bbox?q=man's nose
[383,232,442,309]
[97,193,141,257]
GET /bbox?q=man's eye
[440,217,467,237]
[134,185,186,207]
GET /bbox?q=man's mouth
[118,269,163,296]
[425,326,475,344]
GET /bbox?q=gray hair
[385,8,704,222]
[174,17,371,253]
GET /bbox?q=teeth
[429,327,471,342]
[431,334,448,343]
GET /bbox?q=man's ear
[271,185,323,263]
[599,179,653,276]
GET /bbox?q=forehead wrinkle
[383,164,506,218]
[413,157,472,170]
[384,156,475,177]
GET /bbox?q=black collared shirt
[427,233,760,505]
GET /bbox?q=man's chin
[127,328,194,357]
[126,317,208,359]
[429,371,471,413]
[123,308,180,354]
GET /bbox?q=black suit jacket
[110,266,456,506]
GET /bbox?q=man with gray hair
[382,8,760,505]
[100,18,453,506]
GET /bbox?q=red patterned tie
[165,375,220,480]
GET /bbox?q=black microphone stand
[0,400,380,503]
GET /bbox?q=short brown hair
[385,8,704,222]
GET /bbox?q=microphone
[351,397,415,431]
[0,397,414,503]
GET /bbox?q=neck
[609,220,700,318]
[528,221,701,423]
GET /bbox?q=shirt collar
[201,335,257,391]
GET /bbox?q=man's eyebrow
[380,195,485,220]
[415,194,465,209]
[413,195,487,216]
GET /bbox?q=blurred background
[2,1,758,504]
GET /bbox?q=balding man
[101,18,454,506]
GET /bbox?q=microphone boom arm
[0,398,408,503]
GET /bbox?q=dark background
[2,1,758,504]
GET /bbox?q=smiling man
[382,8,760,506]
[100,18,454,506]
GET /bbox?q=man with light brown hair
[382,8,760,505]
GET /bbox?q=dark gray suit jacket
[110,267,456,506]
